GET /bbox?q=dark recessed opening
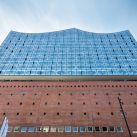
[84,112,87,115]
[7,102,10,105]
[111,112,114,115]
[45,102,47,105]
[70,93,73,96]
[46,93,49,96]
[106,93,109,96]
[16,112,19,116]
[70,112,73,115]
[32,102,35,105]
[97,112,100,115]
[20,102,22,105]
[58,102,60,105]
[30,112,32,115]
[58,93,61,96]
[3,113,6,116]
[44,112,46,115]
[70,102,73,105]
[57,112,59,115]
[83,102,85,105]
[96,102,98,105]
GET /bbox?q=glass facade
[0,28,137,76]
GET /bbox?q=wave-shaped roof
[0,28,137,77]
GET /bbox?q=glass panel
[28,127,35,132]
[94,127,100,132]
[50,126,56,132]
[109,126,115,132]
[73,127,78,132]
[87,127,93,132]
[21,127,27,132]
[14,126,20,132]
[35,127,42,132]
[117,126,123,132]
[65,126,71,132]
[102,126,108,132]
[58,126,64,133]
[43,126,49,132]
[80,127,86,132]
[8,127,13,132]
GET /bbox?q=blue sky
[0,0,137,44]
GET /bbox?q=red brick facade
[0,81,137,137]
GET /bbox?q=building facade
[0,28,137,137]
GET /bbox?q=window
[43,126,49,132]
[50,126,56,132]
[8,127,13,132]
[28,127,35,132]
[94,127,100,132]
[109,126,115,132]
[102,126,108,132]
[87,127,93,132]
[21,127,27,132]
[58,126,64,133]
[14,126,20,132]
[73,127,78,132]
[80,127,86,132]
[117,126,123,132]
[65,126,71,132]
[35,127,42,132]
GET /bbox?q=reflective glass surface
[0,28,137,76]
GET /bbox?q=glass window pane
[14,126,20,132]
[65,126,71,132]
[117,126,123,132]
[28,127,35,132]
[50,126,56,132]
[94,127,100,132]
[102,126,108,132]
[109,126,115,132]
[8,127,13,132]
[73,127,78,132]
[43,126,49,132]
[21,127,27,132]
[80,127,86,132]
[58,126,64,133]
[35,127,42,132]
[87,127,93,132]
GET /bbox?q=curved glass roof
[0,28,137,76]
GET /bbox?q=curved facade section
[0,28,137,76]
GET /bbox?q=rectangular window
[65,126,71,133]
[102,126,108,132]
[43,126,49,132]
[21,127,27,132]
[8,127,13,132]
[28,127,35,132]
[58,126,64,133]
[80,127,86,132]
[94,127,100,132]
[87,127,93,132]
[117,126,123,132]
[109,126,115,132]
[35,127,42,132]
[14,126,20,132]
[73,127,78,133]
[50,126,56,132]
